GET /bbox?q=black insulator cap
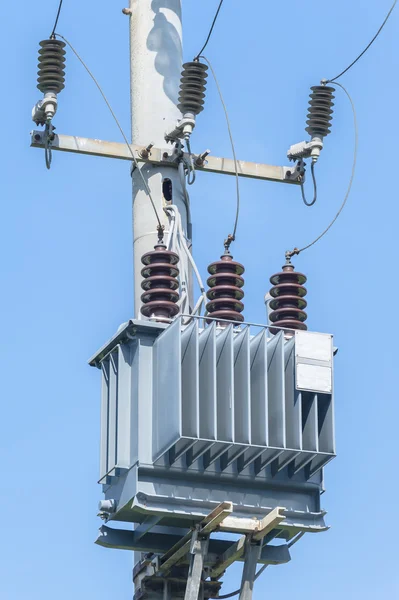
[37,39,66,94]
[306,85,335,138]
[178,61,208,115]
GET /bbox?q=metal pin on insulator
[306,85,335,139]
[37,39,66,94]
[178,61,208,116]
[268,262,308,335]
[140,243,180,321]
[206,253,245,324]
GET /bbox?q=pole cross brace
[30,131,303,185]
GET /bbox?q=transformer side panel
[267,332,286,448]
[153,318,182,460]
[116,344,132,468]
[198,322,217,440]
[108,350,119,471]
[233,327,251,444]
[216,325,234,443]
[284,337,301,451]
[181,320,200,439]
[100,360,110,480]
[250,329,268,447]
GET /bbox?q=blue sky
[0,1,398,598]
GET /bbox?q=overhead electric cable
[200,55,240,249]
[194,0,225,60]
[287,82,357,258]
[327,0,397,82]
[51,0,64,39]
[55,33,163,230]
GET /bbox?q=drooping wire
[327,0,397,83]
[217,532,306,600]
[44,123,54,170]
[165,205,208,321]
[50,0,64,39]
[54,33,163,231]
[194,0,225,61]
[200,55,240,250]
[300,161,318,207]
[185,137,196,185]
[287,82,358,258]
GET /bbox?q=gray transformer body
[90,317,335,544]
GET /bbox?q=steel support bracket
[238,539,263,600]
[184,527,210,600]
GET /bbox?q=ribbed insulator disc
[207,286,244,301]
[37,39,66,94]
[141,263,179,279]
[305,85,335,138]
[140,244,180,320]
[268,264,308,334]
[141,275,179,291]
[206,254,245,324]
[178,61,208,115]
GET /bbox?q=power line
[287,82,358,258]
[300,161,318,207]
[327,0,397,82]
[194,0,225,60]
[200,55,240,250]
[51,0,64,39]
[54,33,163,231]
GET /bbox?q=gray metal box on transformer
[90,316,335,533]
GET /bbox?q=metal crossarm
[30,131,302,185]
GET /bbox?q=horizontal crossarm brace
[95,526,291,566]
[218,507,285,535]
[30,132,301,185]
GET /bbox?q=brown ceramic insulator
[206,253,245,324]
[268,263,308,334]
[140,243,180,320]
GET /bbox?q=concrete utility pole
[128,0,190,317]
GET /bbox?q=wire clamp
[224,234,235,253]
[285,248,300,260]
[156,224,165,244]
[165,116,196,143]
[287,139,324,162]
